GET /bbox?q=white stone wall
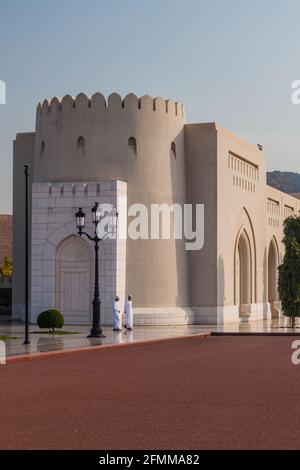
[31,180,127,326]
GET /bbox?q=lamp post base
[87,334,106,339]
[23,339,30,345]
[87,327,106,339]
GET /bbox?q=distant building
[12,92,300,326]
[0,215,12,262]
[0,215,12,315]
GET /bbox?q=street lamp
[75,203,118,338]
[24,165,30,345]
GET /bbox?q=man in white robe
[112,296,121,331]
[124,294,133,330]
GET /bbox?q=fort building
[12,92,299,325]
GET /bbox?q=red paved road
[1,335,300,450]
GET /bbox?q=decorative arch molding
[34,222,95,323]
[41,221,92,265]
[55,233,92,260]
[55,234,93,324]
[234,227,253,307]
[267,235,280,262]
[233,208,257,309]
[267,235,280,317]
[267,235,280,264]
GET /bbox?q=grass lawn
[0,335,18,342]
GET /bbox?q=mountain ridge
[267,171,300,193]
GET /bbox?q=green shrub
[37,309,64,332]
[0,257,12,278]
[278,216,300,327]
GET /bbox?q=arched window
[77,136,85,153]
[41,141,45,157]
[128,137,137,157]
[171,141,176,159]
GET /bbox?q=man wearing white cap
[112,296,121,331]
[124,294,133,331]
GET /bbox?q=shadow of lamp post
[75,203,118,338]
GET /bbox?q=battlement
[33,91,186,186]
[36,92,185,122]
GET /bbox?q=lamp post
[24,165,30,345]
[75,203,118,338]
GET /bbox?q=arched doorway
[235,229,252,317]
[55,235,92,324]
[268,237,279,318]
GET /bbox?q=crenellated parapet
[33,91,187,191]
[36,92,185,125]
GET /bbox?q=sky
[1,0,300,213]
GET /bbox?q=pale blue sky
[1,0,300,213]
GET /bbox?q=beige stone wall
[266,185,300,256]
[266,186,300,317]
[216,126,268,323]
[186,122,300,324]
[185,124,218,311]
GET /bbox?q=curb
[211,332,300,337]
[6,331,211,364]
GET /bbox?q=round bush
[37,309,64,332]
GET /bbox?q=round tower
[33,92,191,320]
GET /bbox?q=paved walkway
[1,335,300,449]
[0,318,298,358]
[1,322,210,357]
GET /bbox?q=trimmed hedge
[37,309,64,332]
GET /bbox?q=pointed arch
[242,207,257,300]
[55,235,93,324]
[267,236,280,317]
[233,208,257,317]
